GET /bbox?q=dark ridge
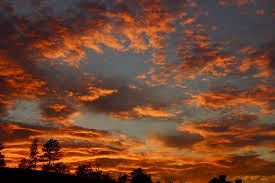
[0,167,114,183]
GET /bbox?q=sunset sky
[0,0,274,182]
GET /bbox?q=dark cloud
[0,121,52,143]
[82,83,156,113]
[178,115,275,151]
[148,131,204,150]
[39,98,79,125]
[217,153,275,176]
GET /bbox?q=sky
[0,0,274,182]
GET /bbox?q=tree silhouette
[118,174,128,183]
[40,139,62,172]
[93,159,102,172]
[208,175,241,183]
[75,163,116,182]
[131,168,153,183]
[18,158,30,169]
[209,177,220,183]
[42,164,51,172]
[76,164,93,177]
[101,173,116,183]
[219,175,227,183]
[0,143,5,167]
[29,138,39,170]
[219,175,233,183]
[52,162,70,174]
[164,176,175,183]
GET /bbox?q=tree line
[0,140,242,183]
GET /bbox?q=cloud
[40,102,80,126]
[217,152,275,176]
[0,95,13,116]
[0,0,184,122]
[185,85,275,114]
[70,85,118,102]
[141,24,238,86]
[133,105,175,118]
[177,115,275,152]
[0,51,48,117]
[147,131,204,150]
[76,78,173,118]
[172,152,275,183]
[1,119,275,182]
[142,25,274,87]
[109,104,177,120]
[0,120,144,167]
[218,0,256,7]
[136,73,147,79]
[79,0,187,67]
[239,42,275,79]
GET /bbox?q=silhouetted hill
[0,167,111,183]
[0,167,242,183]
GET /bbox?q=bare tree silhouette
[208,175,240,183]
[94,159,102,172]
[118,173,128,183]
[29,138,39,170]
[76,163,93,177]
[131,168,153,183]
[164,176,175,183]
[0,143,5,167]
[52,162,71,174]
[39,139,62,172]
[18,158,30,169]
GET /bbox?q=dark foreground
[0,168,111,183]
[0,167,242,183]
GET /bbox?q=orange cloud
[177,115,275,152]
[239,45,274,78]
[103,1,181,66]
[109,104,176,120]
[73,86,118,102]
[142,26,273,88]
[133,105,175,118]
[25,16,126,67]
[136,73,147,79]
[109,111,135,120]
[218,0,256,7]
[40,103,80,126]
[256,9,265,15]
[180,17,196,26]
[0,51,48,116]
[128,84,142,90]
[0,121,145,168]
[1,120,275,182]
[0,55,48,99]
[185,85,275,114]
